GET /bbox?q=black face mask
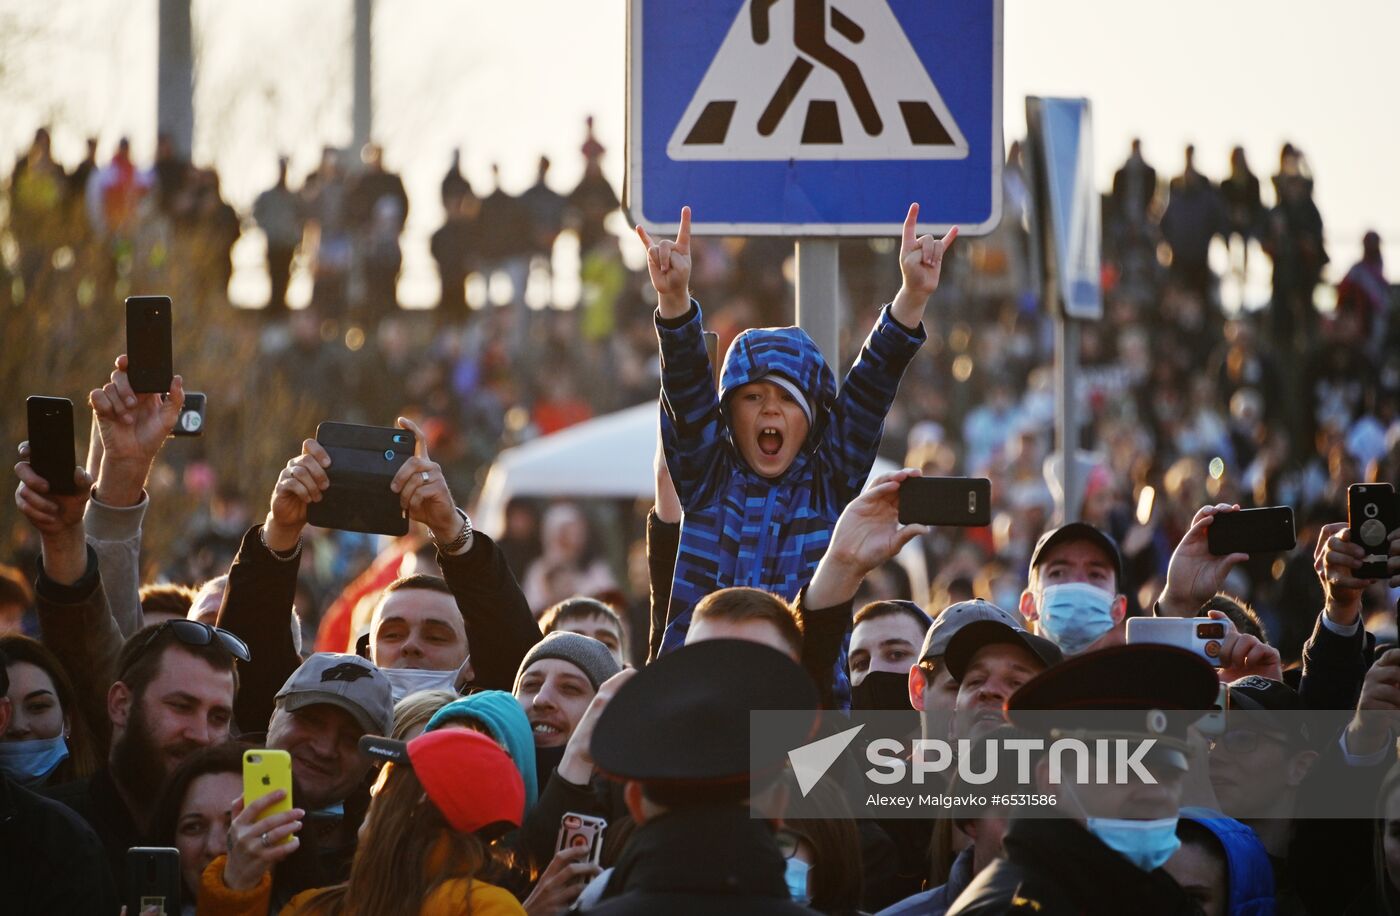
[850,670,914,712]
[535,744,567,793]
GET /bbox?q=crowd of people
[1,119,1399,914]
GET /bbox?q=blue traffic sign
[626,0,1003,236]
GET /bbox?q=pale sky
[1,0,1395,305]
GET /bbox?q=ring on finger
[261,832,271,849]
[421,471,430,484]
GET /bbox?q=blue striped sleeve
[656,300,727,510]
[818,305,926,502]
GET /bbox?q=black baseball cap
[591,639,818,786]
[1029,522,1125,591]
[1227,676,1310,746]
[943,619,1063,683]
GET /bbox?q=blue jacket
[1179,808,1275,916]
[656,300,924,707]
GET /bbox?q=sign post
[627,0,1004,361]
[795,240,841,368]
[1025,96,1102,524]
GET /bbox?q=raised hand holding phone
[1156,503,1251,617]
[89,353,184,508]
[265,437,333,549]
[389,415,466,547]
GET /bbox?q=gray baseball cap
[919,598,1026,663]
[275,652,394,736]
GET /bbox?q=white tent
[473,402,927,600]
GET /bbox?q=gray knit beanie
[513,631,622,694]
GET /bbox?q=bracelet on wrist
[259,525,303,561]
[433,508,473,554]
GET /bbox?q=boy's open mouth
[757,427,784,456]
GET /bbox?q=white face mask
[381,665,463,704]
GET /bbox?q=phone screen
[126,296,173,393]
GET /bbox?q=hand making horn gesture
[636,206,693,320]
[892,202,958,327]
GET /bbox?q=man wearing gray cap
[268,652,394,812]
[261,652,392,906]
[911,599,1028,726]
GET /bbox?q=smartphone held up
[25,396,78,494]
[126,296,174,394]
[306,421,416,536]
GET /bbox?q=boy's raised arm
[639,208,727,509]
[820,204,956,501]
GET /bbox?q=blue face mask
[784,857,811,905]
[0,735,70,787]
[1084,817,1182,872]
[1035,582,1117,655]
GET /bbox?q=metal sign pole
[795,240,841,372]
[157,0,195,158]
[352,0,373,151]
[1055,313,1081,523]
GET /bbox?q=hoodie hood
[1179,808,1275,916]
[719,325,836,454]
[426,690,538,813]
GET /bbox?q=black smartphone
[126,846,181,915]
[703,331,720,391]
[26,396,77,495]
[306,422,415,536]
[897,477,991,527]
[172,392,206,437]
[126,295,174,393]
[1349,483,1400,579]
[1206,506,1296,556]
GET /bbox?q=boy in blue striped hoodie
[637,205,956,707]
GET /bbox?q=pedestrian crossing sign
[627,0,1002,237]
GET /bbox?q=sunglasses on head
[120,619,251,679]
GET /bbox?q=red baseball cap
[360,729,524,835]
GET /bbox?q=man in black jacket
[219,420,542,738]
[0,646,119,915]
[948,644,1219,916]
[586,639,821,914]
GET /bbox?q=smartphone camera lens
[384,450,395,461]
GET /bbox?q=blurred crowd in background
[2,122,1397,667]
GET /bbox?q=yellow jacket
[196,854,526,916]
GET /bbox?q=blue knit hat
[426,690,538,812]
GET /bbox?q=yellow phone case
[242,749,294,845]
